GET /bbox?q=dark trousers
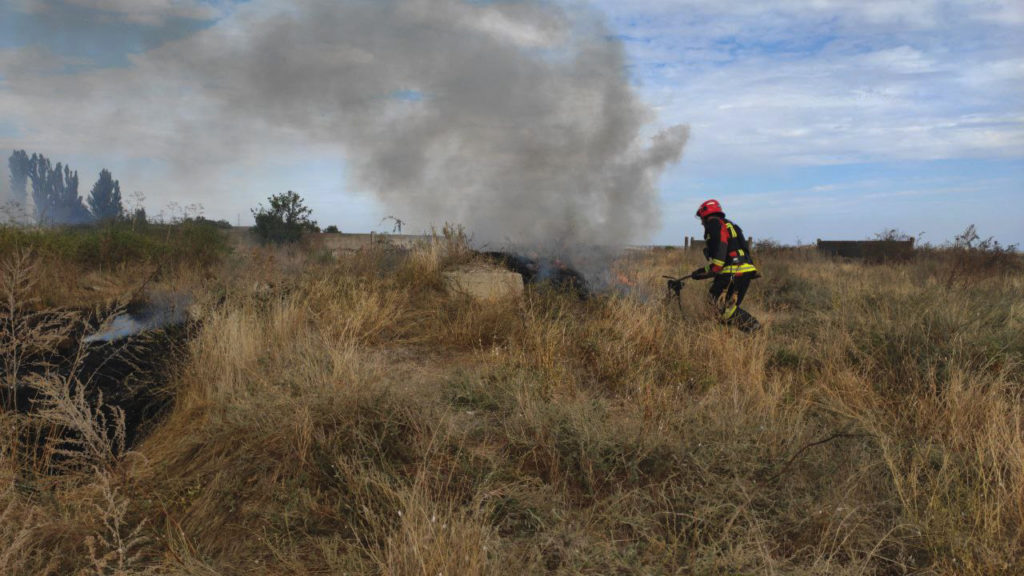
[708,275,759,331]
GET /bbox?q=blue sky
[1,0,1022,246]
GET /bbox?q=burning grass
[0,228,1021,574]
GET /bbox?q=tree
[8,150,30,206]
[26,153,91,225]
[132,206,148,229]
[28,153,52,222]
[53,163,90,225]
[87,169,124,222]
[251,190,318,243]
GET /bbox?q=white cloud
[396,0,568,48]
[960,0,1024,25]
[643,49,1023,168]
[594,0,1023,29]
[858,46,937,74]
[592,0,1024,169]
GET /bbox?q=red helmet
[696,199,724,220]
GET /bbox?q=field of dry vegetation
[1,226,1022,575]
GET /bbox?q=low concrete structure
[317,232,428,253]
[225,228,430,253]
[816,239,915,261]
[443,264,524,300]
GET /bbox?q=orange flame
[616,273,636,287]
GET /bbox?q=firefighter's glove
[691,266,712,280]
[667,278,682,294]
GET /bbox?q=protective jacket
[702,216,757,276]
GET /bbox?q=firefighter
[689,199,761,332]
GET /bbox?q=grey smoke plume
[143,0,687,248]
[4,0,687,247]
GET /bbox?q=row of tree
[8,150,326,242]
[7,150,124,225]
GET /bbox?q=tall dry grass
[0,234,1021,574]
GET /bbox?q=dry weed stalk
[0,248,154,573]
[0,498,42,573]
[79,470,154,576]
[29,374,127,474]
[1,249,76,397]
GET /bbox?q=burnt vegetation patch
[2,305,191,453]
[1,248,202,482]
[484,250,590,299]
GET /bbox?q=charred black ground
[483,251,590,299]
[1,306,191,449]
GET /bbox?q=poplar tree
[7,150,31,206]
[27,154,92,225]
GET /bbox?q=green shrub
[251,190,319,244]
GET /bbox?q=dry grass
[1,232,1021,574]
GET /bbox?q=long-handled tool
[662,273,695,314]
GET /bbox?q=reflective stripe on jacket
[703,216,758,276]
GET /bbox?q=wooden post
[684,236,690,249]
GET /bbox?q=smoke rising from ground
[155,0,686,248]
[5,0,687,248]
